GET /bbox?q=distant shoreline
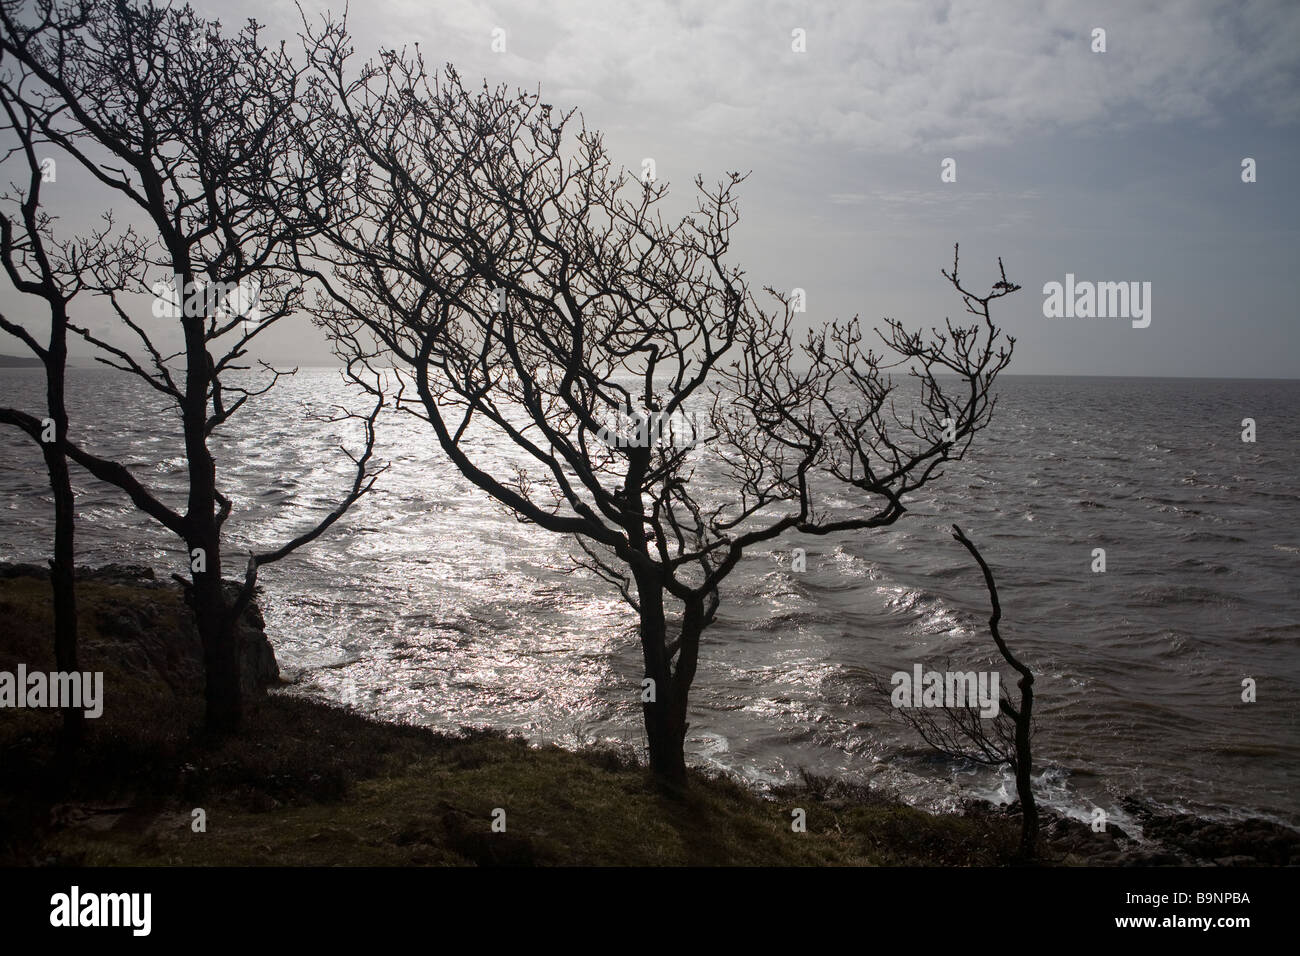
[6,362,1296,382]
[0,354,42,368]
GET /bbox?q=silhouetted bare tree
[0,0,384,733]
[290,24,811,785]
[289,20,1018,786]
[0,63,139,750]
[887,524,1038,859]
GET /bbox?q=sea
[2,368,1297,833]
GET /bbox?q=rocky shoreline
[970,798,1299,867]
[0,561,279,697]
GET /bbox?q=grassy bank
[10,694,1041,866]
[6,693,1034,866]
[0,567,1044,866]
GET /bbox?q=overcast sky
[4,0,1298,377]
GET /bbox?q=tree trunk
[44,332,82,752]
[644,684,688,788]
[634,567,687,787]
[664,596,707,780]
[194,576,241,733]
[182,311,240,733]
[190,543,241,734]
[1015,675,1036,859]
[48,457,81,747]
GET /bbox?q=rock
[79,564,158,583]
[1117,794,1299,866]
[0,560,280,698]
[1124,848,1188,866]
[227,587,280,691]
[0,562,49,580]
